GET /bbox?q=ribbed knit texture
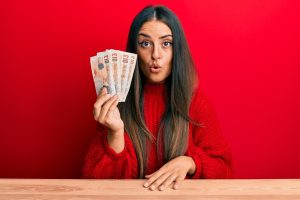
[82,83,233,179]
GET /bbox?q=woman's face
[137,20,173,83]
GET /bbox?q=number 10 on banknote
[90,50,137,102]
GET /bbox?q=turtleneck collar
[143,82,166,96]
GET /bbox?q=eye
[138,41,151,48]
[162,41,173,47]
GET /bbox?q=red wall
[0,0,299,178]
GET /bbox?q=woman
[83,5,233,191]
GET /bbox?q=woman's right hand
[93,87,124,135]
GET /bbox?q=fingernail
[150,185,155,190]
[143,182,148,187]
[174,184,179,190]
[159,186,164,190]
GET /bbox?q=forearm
[83,129,138,179]
[107,129,125,153]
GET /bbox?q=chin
[144,74,168,84]
[146,78,165,84]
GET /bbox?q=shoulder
[190,87,213,111]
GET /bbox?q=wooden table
[0,179,300,200]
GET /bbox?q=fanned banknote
[90,52,108,96]
[121,53,137,101]
[90,49,137,102]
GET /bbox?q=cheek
[137,49,149,64]
[165,50,173,67]
[137,53,147,74]
[169,52,173,64]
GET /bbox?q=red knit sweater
[82,84,233,179]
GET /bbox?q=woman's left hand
[143,156,196,191]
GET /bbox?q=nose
[151,44,161,61]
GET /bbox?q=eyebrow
[138,33,173,39]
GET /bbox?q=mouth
[149,64,162,73]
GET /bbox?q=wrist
[108,128,124,137]
[187,156,196,175]
[107,128,125,153]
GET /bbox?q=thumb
[101,86,107,94]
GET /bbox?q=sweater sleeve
[185,90,233,179]
[82,124,138,179]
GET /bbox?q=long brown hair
[119,5,197,178]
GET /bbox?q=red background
[0,0,299,178]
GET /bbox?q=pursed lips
[149,63,162,73]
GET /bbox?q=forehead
[139,20,172,36]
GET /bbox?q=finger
[144,173,154,178]
[97,87,108,100]
[106,96,119,119]
[95,87,110,103]
[98,95,118,122]
[101,86,108,95]
[159,174,178,191]
[173,176,184,190]
[94,91,112,108]
[93,94,112,120]
[143,170,165,189]
[152,172,173,191]
[143,174,153,186]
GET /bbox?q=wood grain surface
[0,179,300,200]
